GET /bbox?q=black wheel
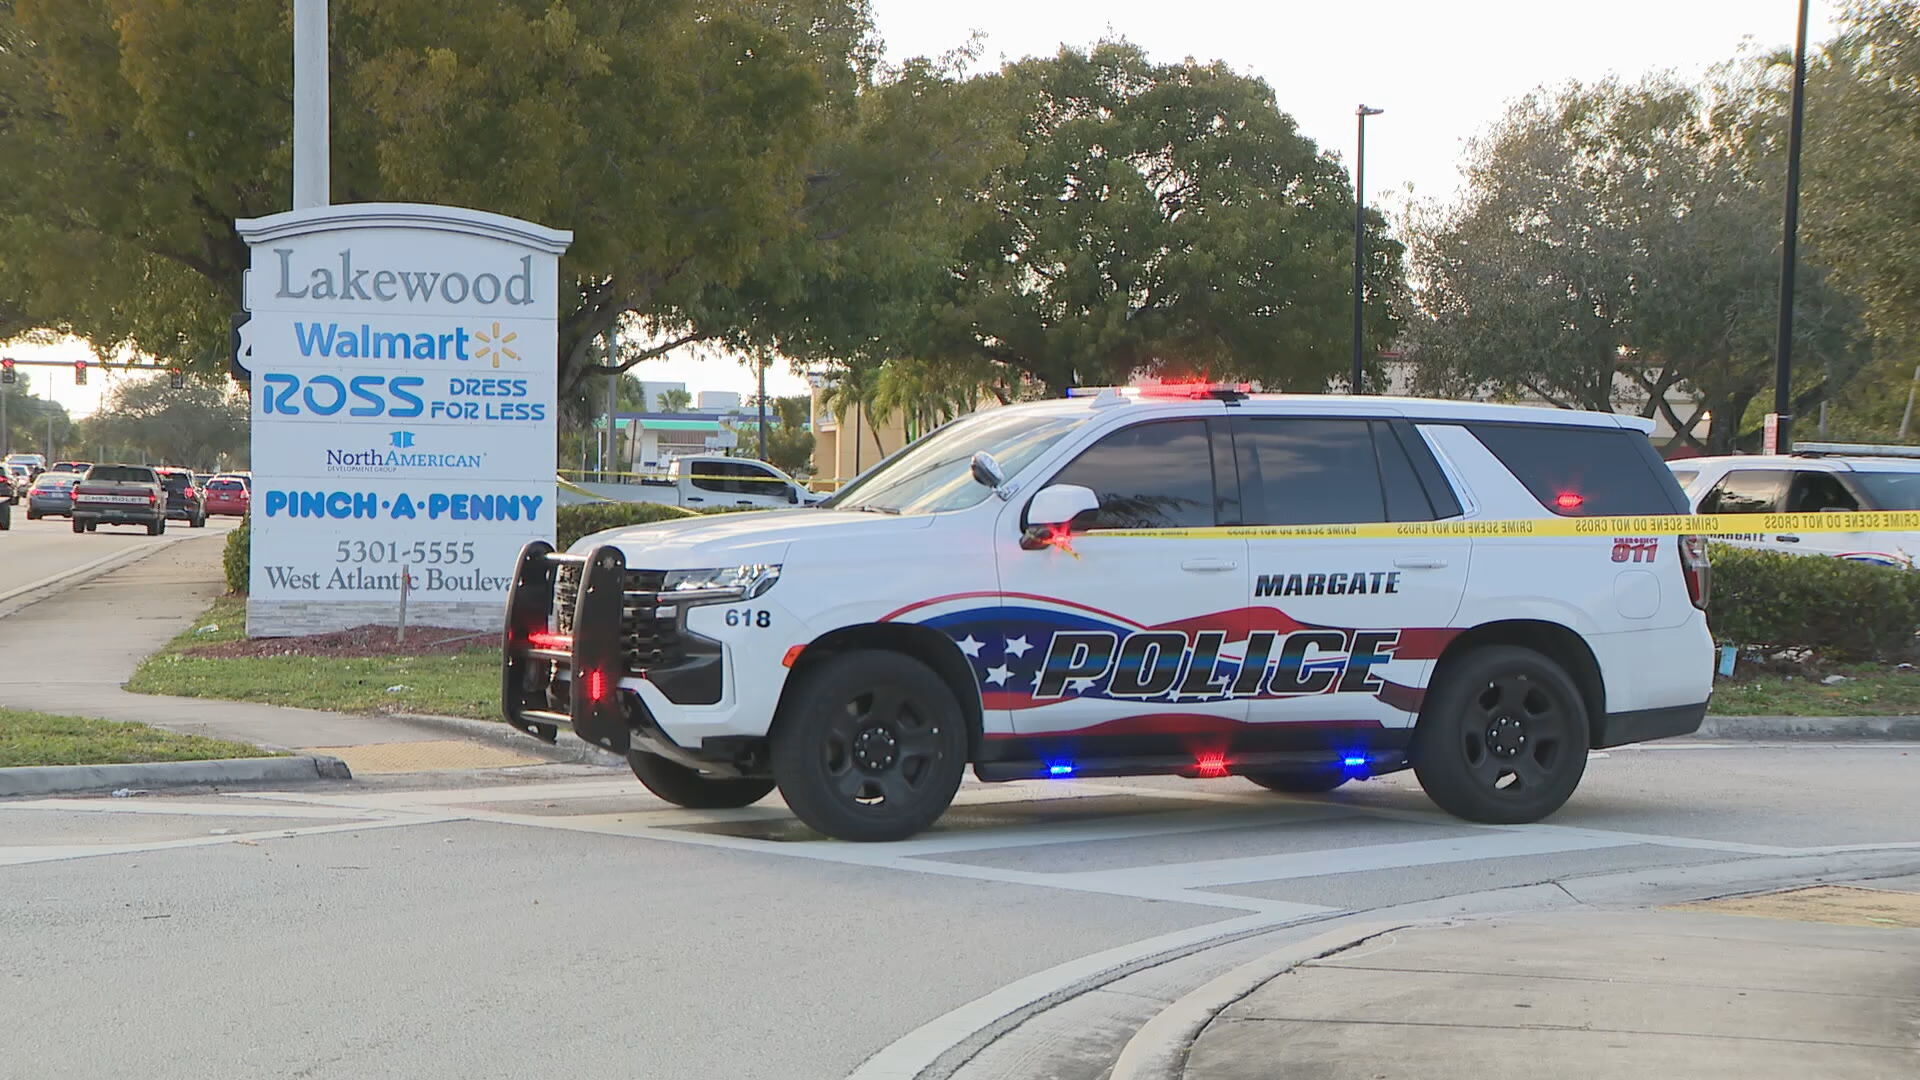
[86,521,98,532]
[148,519,165,536]
[1243,768,1349,794]
[1412,646,1590,824]
[626,751,775,809]
[72,518,86,534]
[190,513,205,529]
[26,510,40,520]
[770,650,967,842]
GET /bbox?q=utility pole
[1901,364,1920,440]
[757,357,769,461]
[1352,105,1385,394]
[1770,0,1812,453]
[292,0,330,210]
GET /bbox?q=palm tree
[656,388,692,413]
[819,364,886,472]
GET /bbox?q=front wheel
[1243,768,1349,794]
[771,650,968,842]
[626,751,775,809]
[1412,645,1590,824]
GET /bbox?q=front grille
[551,566,677,674]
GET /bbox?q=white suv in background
[1670,445,1920,568]
[505,387,1713,841]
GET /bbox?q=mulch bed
[187,624,494,659]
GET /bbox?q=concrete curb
[1106,921,1409,1080]
[385,712,616,766]
[0,754,351,797]
[1697,713,1920,739]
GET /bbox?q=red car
[203,474,251,517]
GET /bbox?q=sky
[5,0,1841,418]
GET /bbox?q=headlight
[662,564,782,599]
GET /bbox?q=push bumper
[500,541,753,776]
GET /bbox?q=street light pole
[291,0,330,210]
[1771,0,1812,453]
[1352,105,1384,394]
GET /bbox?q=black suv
[155,468,208,528]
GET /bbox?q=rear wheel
[26,509,40,520]
[1412,645,1589,824]
[1242,768,1349,794]
[626,751,775,809]
[147,519,165,536]
[190,513,206,528]
[72,518,86,534]
[771,650,968,842]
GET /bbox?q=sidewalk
[0,537,550,775]
[1181,878,1920,1080]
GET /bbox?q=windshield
[1851,471,1920,511]
[824,409,1085,515]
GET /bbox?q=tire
[626,751,775,809]
[770,650,968,842]
[1412,645,1590,824]
[72,518,86,534]
[1243,768,1349,794]
[147,519,165,536]
[27,510,40,520]
[190,513,206,529]
[86,522,98,532]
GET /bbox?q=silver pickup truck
[71,464,167,535]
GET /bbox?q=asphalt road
[0,506,239,602]
[3,743,1916,1080]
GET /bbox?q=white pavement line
[1523,824,1799,857]
[1612,741,1920,751]
[882,805,1354,859]
[467,807,1331,915]
[0,813,459,868]
[843,911,1313,1080]
[1056,829,1638,892]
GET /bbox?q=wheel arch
[775,623,986,758]
[1427,620,1607,746]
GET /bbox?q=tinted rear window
[87,466,156,483]
[208,480,244,492]
[159,473,192,491]
[1466,423,1686,516]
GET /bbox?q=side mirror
[786,486,800,504]
[1021,484,1100,550]
[970,451,1007,490]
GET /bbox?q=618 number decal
[724,609,771,627]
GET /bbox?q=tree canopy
[81,374,250,468]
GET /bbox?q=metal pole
[396,565,410,643]
[1352,105,1383,394]
[757,358,769,461]
[292,0,330,209]
[1772,0,1811,454]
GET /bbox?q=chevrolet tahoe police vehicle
[1670,444,1920,568]
[503,385,1712,841]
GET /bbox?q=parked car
[25,472,80,519]
[203,474,251,517]
[1670,443,1920,568]
[154,467,208,528]
[47,461,93,474]
[71,464,167,535]
[3,463,32,503]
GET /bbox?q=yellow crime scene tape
[1094,510,1920,542]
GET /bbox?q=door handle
[1393,557,1450,570]
[686,496,705,503]
[1774,535,1801,543]
[1180,558,1239,573]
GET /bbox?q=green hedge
[1707,544,1920,662]
[223,518,250,594]
[556,501,698,549]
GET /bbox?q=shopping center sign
[236,203,572,636]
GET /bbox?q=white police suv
[504,385,1713,841]
[1670,444,1920,568]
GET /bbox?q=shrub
[223,517,250,595]
[556,501,697,549]
[1707,544,1920,662]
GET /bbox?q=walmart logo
[390,431,416,449]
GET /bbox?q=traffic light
[169,367,185,390]
[0,357,13,385]
[74,359,87,385]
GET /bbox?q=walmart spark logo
[472,322,519,368]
